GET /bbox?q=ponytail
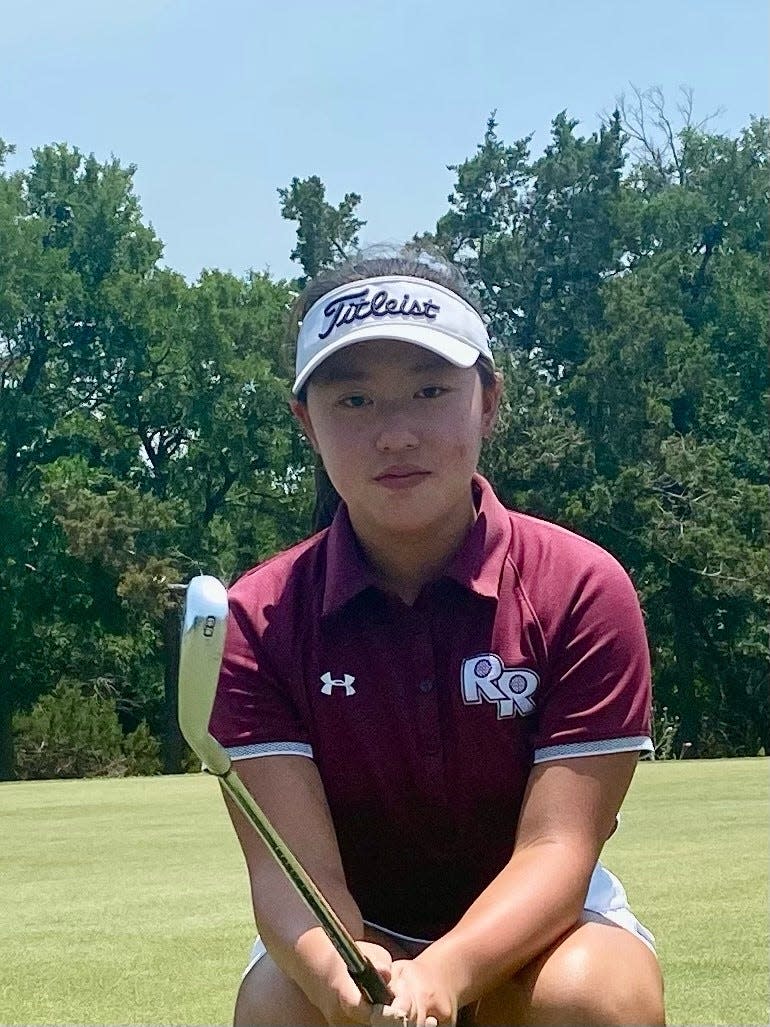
[312,460,342,532]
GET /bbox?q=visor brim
[292,323,486,395]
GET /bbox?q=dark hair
[289,245,496,532]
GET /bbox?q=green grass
[602,759,769,1027]
[0,760,767,1026]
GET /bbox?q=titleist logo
[319,288,440,340]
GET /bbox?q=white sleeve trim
[226,741,314,760]
[533,735,654,763]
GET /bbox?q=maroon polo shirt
[210,475,652,941]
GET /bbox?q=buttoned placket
[398,596,446,802]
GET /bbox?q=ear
[480,372,503,439]
[290,398,320,453]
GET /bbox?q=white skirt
[242,860,655,979]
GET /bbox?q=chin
[371,503,445,538]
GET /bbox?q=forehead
[311,339,459,385]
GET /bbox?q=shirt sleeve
[208,589,314,762]
[532,552,653,764]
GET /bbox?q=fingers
[369,1005,442,1027]
[369,1002,409,1026]
[365,954,455,1027]
[357,941,395,985]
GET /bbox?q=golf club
[177,574,394,1007]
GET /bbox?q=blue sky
[3,0,767,282]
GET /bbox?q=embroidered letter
[318,287,442,340]
[461,655,538,719]
[319,289,369,340]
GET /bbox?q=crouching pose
[210,250,666,1026]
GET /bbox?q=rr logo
[320,672,356,697]
[461,654,538,719]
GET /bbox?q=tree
[568,110,769,752]
[434,104,769,754]
[428,113,531,340]
[278,175,365,283]
[0,142,163,778]
[430,111,627,373]
[33,265,308,772]
[3,99,766,775]
[0,143,307,778]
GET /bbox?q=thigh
[234,944,325,1027]
[469,916,665,1027]
[234,927,413,1027]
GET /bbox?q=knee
[234,970,272,1027]
[573,979,665,1026]
[233,953,326,1027]
[533,940,665,1026]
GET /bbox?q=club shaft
[218,767,393,1006]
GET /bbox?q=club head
[178,574,231,777]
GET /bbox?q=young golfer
[210,251,666,1027]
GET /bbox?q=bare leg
[471,916,665,1026]
[235,916,664,1026]
[233,927,413,1027]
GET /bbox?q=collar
[322,474,512,617]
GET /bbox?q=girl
[209,250,666,1027]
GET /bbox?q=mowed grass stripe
[2,776,253,1026]
[1,760,768,1026]
[602,759,769,1026]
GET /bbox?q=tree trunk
[669,563,699,753]
[162,602,184,774]
[0,687,16,781]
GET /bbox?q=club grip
[350,955,394,1005]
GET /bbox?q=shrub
[651,704,684,760]
[13,680,162,779]
[122,720,162,776]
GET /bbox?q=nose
[375,428,419,452]
[375,418,419,453]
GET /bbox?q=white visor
[293,275,493,394]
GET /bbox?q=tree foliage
[0,143,308,779]
[433,104,768,755]
[1,95,766,778]
[13,680,161,779]
[277,175,364,284]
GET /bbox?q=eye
[416,386,449,399]
[338,394,371,409]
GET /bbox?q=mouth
[374,466,431,487]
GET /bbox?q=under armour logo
[320,672,356,696]
[461,654,538,719]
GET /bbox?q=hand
[316,942,407,1026]
[370,957,459,1027]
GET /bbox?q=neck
[350,494,476,605]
